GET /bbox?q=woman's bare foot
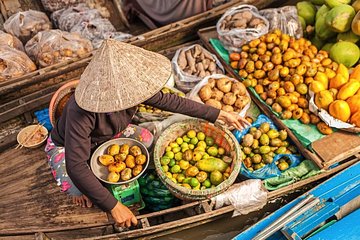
[72,195,93,208]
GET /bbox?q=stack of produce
[139,172,178,211]
[314,63,360,127]
[196,76,251,113]
[239,122,298,172]
[229,29,333,126]
[159,129,232,190]
[98,143,147,183]
[297,1,360,67]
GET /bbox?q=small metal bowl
[17,125,48,149]
[90,138,150,185]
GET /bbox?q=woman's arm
[64,107,118,212]
[145,91,250,129]
[144,91,220,122]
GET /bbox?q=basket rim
[153,119,242,199]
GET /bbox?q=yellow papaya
[315,90,334,110]
[329,100,351,122]
[349,64,360,80]
[350,111,360,127]
[346,95,360,114]
[314,72,329,89]
[310,81,326,93]
[329,73,348,89]
[336,63,349,79]
[337,81,360,100]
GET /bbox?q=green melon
[325,4,355,33]
[330,41,360,67]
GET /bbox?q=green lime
[171,165,181,174]
[181,142,189,149]
[189,144,195,150]
[165,146,172,152]
[197,141,207,149]
[176,137,183,145]
[183,177,192,184]
[169,159,176,167]
[165,151,175,159]
[197,132,206,141]
[172,147,181,153]
[205,136,214,146]
[182,136,190,143]
[190,178,200,187]
[160,156,171,166]
[174,152,183,161]
[187,130,197,138]
[203,179,211,188]
[177,173,185,183]
[182,147,189,153]
[202,153,210,159]
[169,142,179,148]
[207,146,218,156]
[162,165,169,172]
[190,137,199,145]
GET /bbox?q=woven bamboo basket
[49,80,79,126]
[153,119,242,201]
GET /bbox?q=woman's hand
[110,201,138,228]
[216,110,251,130]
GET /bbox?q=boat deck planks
[0,147,110,235]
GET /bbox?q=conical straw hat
[75,39,171,113]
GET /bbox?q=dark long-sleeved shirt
[51,92,220,211]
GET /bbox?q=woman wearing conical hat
[45,40,249,228]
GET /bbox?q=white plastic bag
[308,92,356,130]
[3,10,52,43]
[211,179,268,217]
[41,0,86,12]
[260,6,303,39]
[172,44,224,93]
[0,30,24,52]
[187,74,251,117]
[25,30,93,68]
[0,46,37,81]
[217,5,269,52]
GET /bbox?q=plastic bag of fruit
[3,10,52,43]
[259,6,303,39]
[0,46,37,81]
[216,5,269,52]
[139,171,178,211]
[172,44,224,93]
[134,87,186,123]
[0,30,24,52]
[25,30,93,68]
[212,179,267,216]
[188,74,251,117]
[233,114,302,179]
[41,0,86,12]
[51,4,101,31]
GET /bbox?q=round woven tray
[153,119,242,201]
[49,80,79,126]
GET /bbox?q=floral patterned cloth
[45,124,154,196]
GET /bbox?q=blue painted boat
[234,162,360,240]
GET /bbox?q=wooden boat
[0,0,279,151]
[234,161,360,240]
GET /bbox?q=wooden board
[311,131,360,167]
[0,147,110,235]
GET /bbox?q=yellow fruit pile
[315,64,360,127]
[98,144,147,183]
[160,129,232,190]
[230,29,339,123]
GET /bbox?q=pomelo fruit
[330,41,360,67]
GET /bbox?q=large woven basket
[49,80,79,126]
[153,119,242,201]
